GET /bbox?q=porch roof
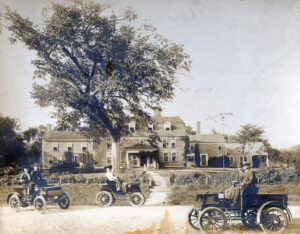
[123,144,157,152]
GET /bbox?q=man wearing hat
[231,161,257,207]
[31,164,43,185]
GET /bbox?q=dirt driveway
[0,205,300,234]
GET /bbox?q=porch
[122,144,159,169]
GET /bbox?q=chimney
[47,124,52,132]
[196,122,201,135]
[154,110,162,117]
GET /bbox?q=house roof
[188,134,226,143]
[42,131,90,141]
[151,116,185,124]
[123,144,157,152]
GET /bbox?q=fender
[256,201,283,224]
[284,206,293,222]
[7,192,21,204]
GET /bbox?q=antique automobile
[95,180,145,207]
[7,180,70,214]
[188,188,292,233]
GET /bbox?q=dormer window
[148,123,154,131]
[128,121,136,132]
[164,121,171,131]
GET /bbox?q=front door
[201,154,207,166]
[128,153,139,167]
[140,153,147,167]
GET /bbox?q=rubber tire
[198,207,227,233]
[129,192,145,207]
[58,193,70,209]
[8,195,21,212]
[34,196,47,214]
[95,191,113,207]
[260,207,288,233]
[188,208,200,230]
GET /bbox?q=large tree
[5,1,191,173]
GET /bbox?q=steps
[144,171,169,205]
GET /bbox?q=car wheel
[129,192,145,207]
[188,208,200,230]
[241,208,258,228]
[95,191,113,207]
[34,196,47,214]
[8,195,21,212]
[260,207,288,233]
[58,193,70,209]
[198,207,227,233]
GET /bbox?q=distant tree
[5,1,191,173]
[263,140,283,166]
[22,125,46,164]
[0,114,24,166]
[234,124,264,157]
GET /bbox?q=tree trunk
[111,137,120,175]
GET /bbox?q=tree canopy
[5,1,191,172]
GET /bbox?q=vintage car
[7,182,70,214]
[95,180,145,207]
[188,189,292,233]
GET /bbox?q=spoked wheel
[34,196,47,214]
[260,207,288,233]
[198,207,227,233]
[8,195,21,212]
[129,192,145,207]
[58,193,70,209]
[188,208,200,230]
[95,191,113,207]
[241,208,258,228]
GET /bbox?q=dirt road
[0,205,300,234]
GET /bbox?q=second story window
[67,143,72,151]
[190,143,194,151]
[81,143,87,152]
[171,139,176,148]
[128,121,136,132]
[162,138,168,148]
[106,138,112,149]
[164,121,171,131]
[52,143,58,152]
[218,146,222,150]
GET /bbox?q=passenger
[20,168,31,195]
[105,166,121,191]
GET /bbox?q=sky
[0,0,300,149]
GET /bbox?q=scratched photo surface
[0,0,300,233]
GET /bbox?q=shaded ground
[0,205,299,234]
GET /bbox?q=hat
[104,165,112,170]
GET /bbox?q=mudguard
[256,201,289,224]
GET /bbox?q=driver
[231,162,257,207]
[105,165,121,191]
[31,164,43,185]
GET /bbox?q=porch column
[147,155,150,167]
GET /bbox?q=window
[171,139,176,148]
[139,138,144,144]
[52,143,58,152]
[229,156,234,163]
[106,138,112,149]
[163,152,169,162]
[218,146,222,150]
[171,152,177,162]
[162,138,168,148]
[49,159,54,165]
[187,154,195,162]
[190,144,194,151]
[81,143,87,151]
[67,143,72,151]
[106,152,112,164]
[128,121,136,132]
[164,121,171,131]
[148,123,154,131]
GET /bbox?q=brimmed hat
[104,165,112,170]
[242,162,251,167]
